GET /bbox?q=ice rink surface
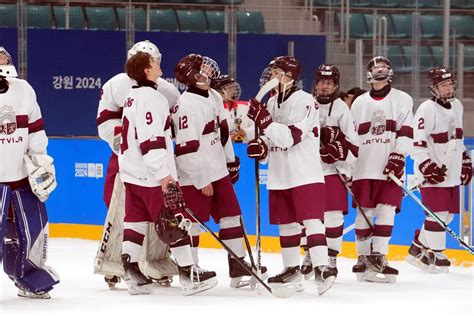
[1,238,472,316]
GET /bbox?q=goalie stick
[388,173,473,255]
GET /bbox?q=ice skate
[268,266,304,293]
[428,251,450,274]
[314,265,336,295]
[365,253,398,283]
[406,241,430,272]
[104,275,121,289]
[300,249,314,280]
[152,275,173,287]
[328,249,339,278]
[178,264,218,296]
[352,255,368,282]
[122,255,155,295]
[16,284,51,299]
[228,256,268,288]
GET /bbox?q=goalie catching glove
[155,183,192,246]
[24,154,57,202]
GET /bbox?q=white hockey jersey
[317,97,359,177]
[0,78,49,182]
[97,73,180,152]
[412,98,465,187]
[118,84,177,187]
[261,89,324,190]
[351,87,414,181]
[225,100,255,143]
[172,88,235,189]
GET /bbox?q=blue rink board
[46,138,472,250]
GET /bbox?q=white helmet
[0,47,18,78]
[127,40,161,61]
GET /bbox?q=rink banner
[8,29,325,136]
[46,138,473,262]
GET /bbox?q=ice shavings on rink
[0,238,472,316]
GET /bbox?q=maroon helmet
[427,66,456,101]
[175,54,203,87]
[211,74,235,91]
[269,56,302,81]
[313,64,340,103]
[366,56,393,83]
[315,64,340,85]
[155,209,189,246]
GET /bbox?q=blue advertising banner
[45,138,469,250]
[0,28,17,62]
[27,29,126,136]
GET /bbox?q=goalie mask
[427,66,456,102]
[211,74,242,101]
[155,183,191,246]
[127,40,161,61]
[367,56,393,83]
[175,54,220,87]
[314,64,340,103]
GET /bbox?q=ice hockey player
[246,56,336,295]
[118,51,217,296]
[0,46,59,299]
[407,66,471,273]
[172,53,266,289]
[211,74,254,142]
[95,40,180,289]
[300,64,359,280]
[350,56,414,283]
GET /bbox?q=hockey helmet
[155,209,189,246]
[175,54,220,87]
[314,64,340,103]
[367,56,393,83]
[0,47,18,78]
[427,66,456,102]
[211,74,241,101]
[269,56,302,82]
[127,40,161,61]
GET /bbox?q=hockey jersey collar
[277,85,299,104]
[433,97,452,109]
[369,84,391,100]
[187,86,209,98]
[133,79,158,90]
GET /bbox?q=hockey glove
[320,141,348,164]
[383,152,405,180]
[461,152,472,185]
[227,156,240,184]
[320,126,343,146]
[24,154,57,202]
[247,98,273,132]
[419,159,447,185]
[247,138,268,160]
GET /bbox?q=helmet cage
[367,56,393,83]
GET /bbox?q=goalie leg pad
[94,175,125,277]
[0,184,12,261]
[10,187,59,293]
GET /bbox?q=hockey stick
[239,215,258,288]
[252,77,279,283]
[388,173,473,255]
[178,197,293,297]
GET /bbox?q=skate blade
[181,279,218,296]
[405,255,429,272]
[354,271,366,282]
[17,290,51,299]
[127,283,155,295]
[364,271,397,283]
[428,265,449,274]
[269,278,304,293]
[317,275,335,296]
[269,283,297,298]
[247,271,269,290]
[153,276,173,287]
[230,277,249,288]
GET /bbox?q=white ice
[1,238,472,316]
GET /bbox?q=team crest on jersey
[370,110,386,135]
[0,105,16,135]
